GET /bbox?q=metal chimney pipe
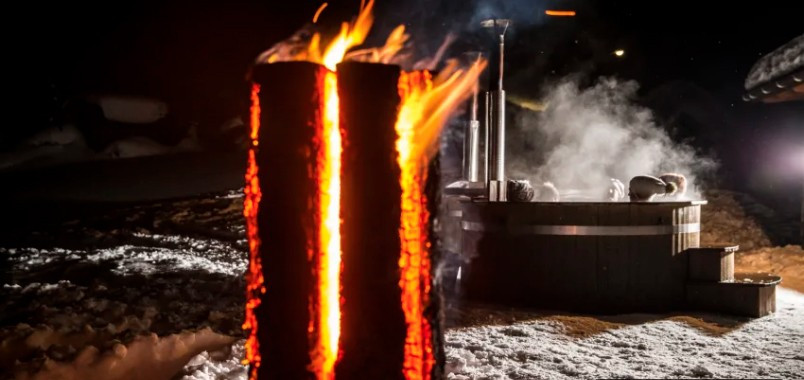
[462,52,483,183]
[463,84,480,182]
[483,90,490,184]
[481,19,510,201]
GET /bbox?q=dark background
[4,0,803,207]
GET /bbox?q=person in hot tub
[629,175,677,201]
[659,173,688,198]
[628,173,688,201]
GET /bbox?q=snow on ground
[179,339,247,380]
[1,191,247,379]
[744,34,803,90]
[2,189,802,379]
[444,288,804,379]
[171,288,804,380]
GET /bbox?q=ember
[545,10,577,17]
[312,69,341,379]
[243,84,264,377]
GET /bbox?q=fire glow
[311,69,342,379]
[395,61,487,379]
[395,71,435,380]
[243,83,264,377]
[265,0,378,71]
[247,0,486,378]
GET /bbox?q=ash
[2,190,803,379]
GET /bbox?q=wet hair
[660,173,687,196]
[664,182,678,195]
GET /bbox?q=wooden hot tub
[460,200,705,313]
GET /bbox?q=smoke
[370,0,563,70]
[507,76,717,200]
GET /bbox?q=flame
[263,0,381,71]
[313,2,328,24]
[243,84,264,378]
[545,10,576,16]
[394,59,486,380]
[345,25,409,64]
[261,0,412,71]
[252,3,486,378]
[309,70,342,379]
[396,60,488,165]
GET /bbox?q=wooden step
[688,244,738,282]
[686,274,781,317]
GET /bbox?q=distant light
[792,146,804,176]
[614,49,625,57]
[545,10,576,16]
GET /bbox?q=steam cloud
[507,77,717,200]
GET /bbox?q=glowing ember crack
[395,61,486,380]
[243,83,264,379]
[309,69,342,380]
[396,71,436,380]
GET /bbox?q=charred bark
[251,62,326,380]
[335,61,407,379]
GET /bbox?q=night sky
[8,0,803,198]
[16,1,802,102]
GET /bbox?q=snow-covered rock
[90,95,169,125]
[745,34,804,90]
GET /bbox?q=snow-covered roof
[744,34,804,90]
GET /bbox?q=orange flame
[243,84,264,378]
[309,69,342,380]
[396,60,488,166]
[313,2,328,23]
[396,69,435,380]
[264,0,386,71]
[545,10,576,16]
[395,59,486,380]
[345,25,410,64]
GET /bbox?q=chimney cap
[480,18,512,36]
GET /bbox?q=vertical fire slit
[396,71,436,380]
[244,83,264,378]
[311,69,342,379]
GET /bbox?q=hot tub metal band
[461,221,700,236]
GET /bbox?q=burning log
[336,61,442,380]
[245,23,482,379]
[245,60,450,379]
[247,62,332,379]
[335,62,407,378]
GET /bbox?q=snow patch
[444,288,804,379]
[14,328,234,380]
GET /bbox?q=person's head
[664,181,678,195]
[660,173,687,196]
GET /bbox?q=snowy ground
[2,190,802,379]
[443,290,804,379]
[179,287,804,380]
